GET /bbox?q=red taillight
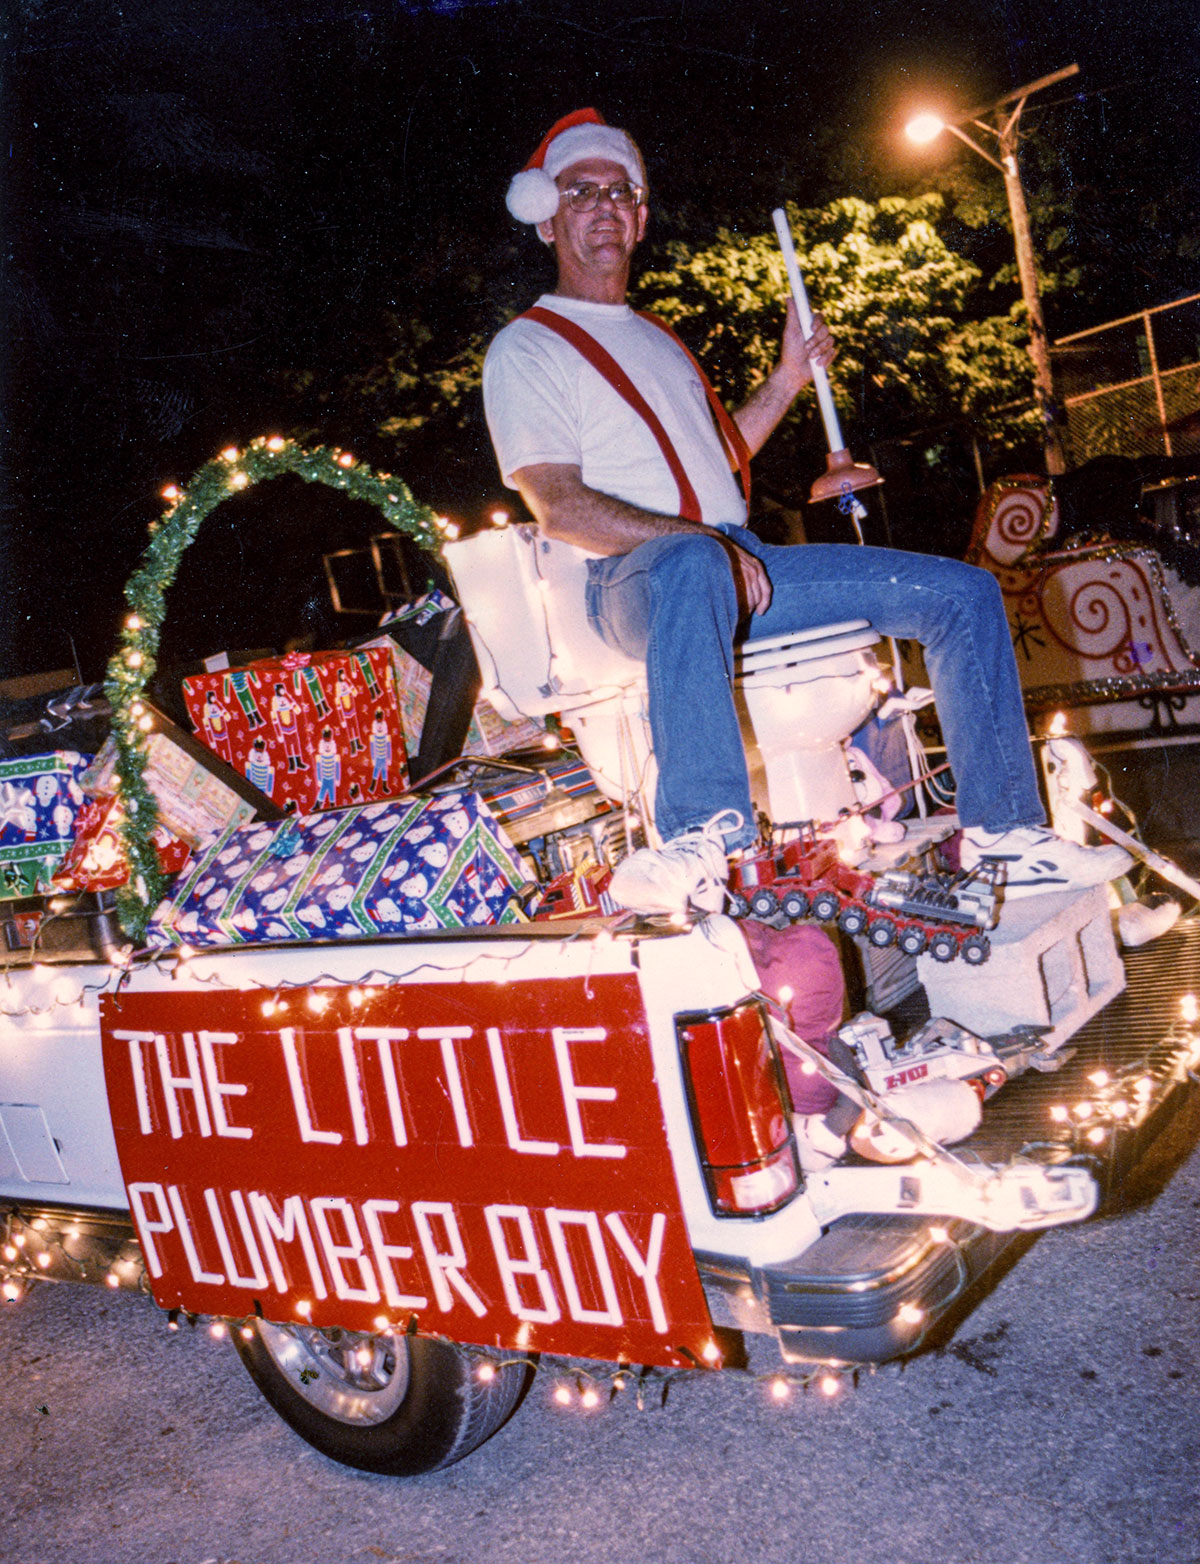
[677,999,799,1216]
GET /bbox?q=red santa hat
[506,108,647,225]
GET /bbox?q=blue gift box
[475,771,551,826]
[0,751,93,899]
[146,792,527,948]
[542,755,600,798]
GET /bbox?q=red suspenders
[636,311,752,509]
[519,304,751,523]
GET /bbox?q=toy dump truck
[728,831,1002,963]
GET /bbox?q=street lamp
[905,63,1081,476]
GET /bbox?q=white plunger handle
[771,207,845,455]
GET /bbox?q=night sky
[2,0,1197,682]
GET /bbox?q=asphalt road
[3,1137,1199,1564]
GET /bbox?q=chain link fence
[1054,293,1200,463]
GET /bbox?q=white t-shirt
[482,294,748,530]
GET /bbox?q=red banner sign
[99,975,714,1368]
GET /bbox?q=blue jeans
[584,527,1044,849]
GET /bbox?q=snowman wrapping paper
[145,792,527,948]
[0,751,93,898]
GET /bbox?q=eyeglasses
[561,180,645,213]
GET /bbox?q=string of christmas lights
[0,1217,864,1402]
[0,918,629,1021]
[6,996,1200,1401]
[103,437,441,944]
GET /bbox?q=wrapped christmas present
[52,794,193,894]
[540,753,602,798]
[364,628,545,770]
[146,791,527,949]
[181,645,408,816]
[82,721,266,847]
[473,768,552,828]
[0,751,92,899]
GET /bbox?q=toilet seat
[736,621,880,684]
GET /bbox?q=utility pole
[906,64,1080,476]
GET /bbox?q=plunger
[771,208,882,508]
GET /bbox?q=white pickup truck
[2,441,1197,1477]
[3,882,1197,1476]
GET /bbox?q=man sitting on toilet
[483,109,1130,914]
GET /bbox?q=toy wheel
[728,891,751,919]
[838,905,868,937]
[234,1321,531,1476]
[811,891,840,922]
[749,887,780,919]
[898,926,927,957]
[867,918,897,948]
[929,931,958,963]
[781,889,809,921]
[961,933,991,965]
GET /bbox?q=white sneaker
[608,810,742,915]
[960,825,1132,900]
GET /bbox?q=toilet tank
[444,526,644,720]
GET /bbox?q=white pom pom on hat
[506,107,646,225]
[506,168,563,226]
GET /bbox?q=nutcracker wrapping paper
[146,791,527,949]
[0,751,92,899]
[181,647,408,814]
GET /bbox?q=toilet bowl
[735,622,882,826]
[570,623,882,834]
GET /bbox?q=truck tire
[811,890,840,922]
[781,889,810,921]
[728,891,752,919]
[867,918,897,948]
[838,905,868,937]
[961,933,991,965]
[750,887,780,919]
[929,931,958,963]
[897,925,927,957]
[234,1320,531,1475]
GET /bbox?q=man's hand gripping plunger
[722,301,837,617]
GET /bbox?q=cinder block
[916,885,1125,1051]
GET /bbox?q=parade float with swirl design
[963,475,1200,737]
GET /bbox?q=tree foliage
[632,193,1040,496]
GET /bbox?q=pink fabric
[739,920,845,1114]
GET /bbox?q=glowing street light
[904,64,1081,476]
[905,113,947,147]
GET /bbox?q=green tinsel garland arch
[104,437,442,944]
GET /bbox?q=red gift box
[53,794,193,893]
[181,647,409,815]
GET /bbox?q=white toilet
[443,526,883,838]
[735,622,883,824]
